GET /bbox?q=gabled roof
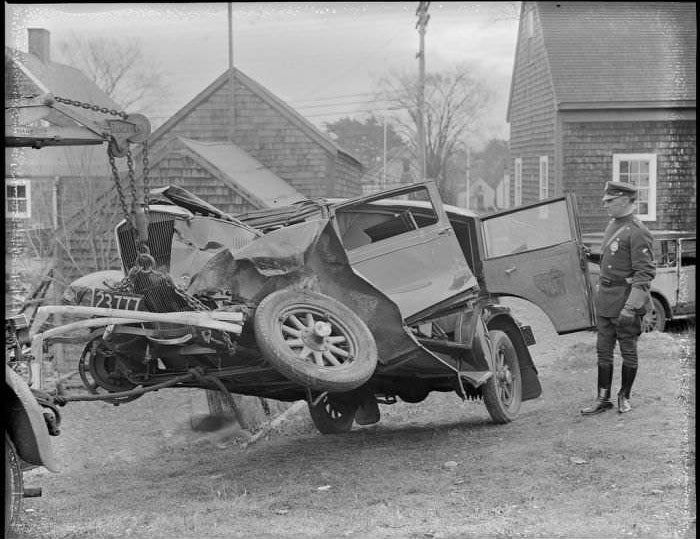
[149,68,362,166]
[536,2,696,108]
[5,47,123,124]
[5,46,121,176]
[164,137,305,208]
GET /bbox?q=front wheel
[254,288,378,392]
[5,433,23,536]
[308,394,358,434]
[483,330,522,424]
[642,297,667,333]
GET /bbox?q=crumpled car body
[34,181,595,430]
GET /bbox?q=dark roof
[5,47,123,124]
[174,137,305,208]
[149,68,363,166]
[5,46,121,176]
[537,2,696,108]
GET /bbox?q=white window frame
[6,179,31,218]
[514,158,522,206]
[612,153,657,221]
[539,156,549,200]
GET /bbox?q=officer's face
[603,195,633,218]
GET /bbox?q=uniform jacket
[594,214,655,318]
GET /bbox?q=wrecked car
[32,181,595,433]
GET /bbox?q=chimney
[28,28,50,63]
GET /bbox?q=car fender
[482,305,542,401]
[5,366,58,472]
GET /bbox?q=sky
[6,2,522,148]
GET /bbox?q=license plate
[92,288,144,311]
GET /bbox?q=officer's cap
[602,181,637,201]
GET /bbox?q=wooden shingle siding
[509,2,557,206]
[509,2,695,233]
[562,120,696,233]
[151,154,254,215]
[148,73,362,201]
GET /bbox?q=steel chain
[54,96,234,350]
[126,148,138,216]
[108,153,131,225]
[142,141,150,211]
[55,95,152,266]
[53,95,128,119]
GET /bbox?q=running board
[417,338,471,354]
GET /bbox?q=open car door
[479,195,595,334]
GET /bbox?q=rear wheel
[5,433,23,536]
[483,330,522,424]
[642,297,667,333]
[308,394,358,434]
[254,289,378,392]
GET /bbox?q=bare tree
[56,33,170,115]
[377,64,492,203]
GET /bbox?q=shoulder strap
[603,225,627,251]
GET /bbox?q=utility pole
[416,1,430,181]
[228,3,235,141]
[383,114,387,188]
[465,146,471,209]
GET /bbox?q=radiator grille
[116,213,188,316]
[117,213,175,273]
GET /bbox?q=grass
[10,308,695,539]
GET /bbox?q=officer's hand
[617,307,637,326]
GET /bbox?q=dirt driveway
[10,300,695,538]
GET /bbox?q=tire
[5,433,23,536]
[642,297,667,333]
[483,330,522,424]
[254,288,378,392]
[308,394,358,434]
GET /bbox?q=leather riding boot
[618,365,637,414]
[581,364,614,415]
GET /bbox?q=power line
[289,92,378,104]
[294,99,395,111]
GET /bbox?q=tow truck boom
[5,93,150,155]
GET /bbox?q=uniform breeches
[596,315,641,368]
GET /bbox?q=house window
[612,153,657,221]
[514,158,522,206]
[539,156,549,200]
[6,180,31,218]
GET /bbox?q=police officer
[581,181,655,415]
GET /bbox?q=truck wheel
[483,330,522,424]
[254,289,378,393]
[308,394,358,434]
[5,433,23,536]
[642,297,666,333]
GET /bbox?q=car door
[332,182,478,322]
[479,195,595,334]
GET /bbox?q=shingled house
[143,68,364,213]
[508,2,696,233]
[5,28,122,312]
